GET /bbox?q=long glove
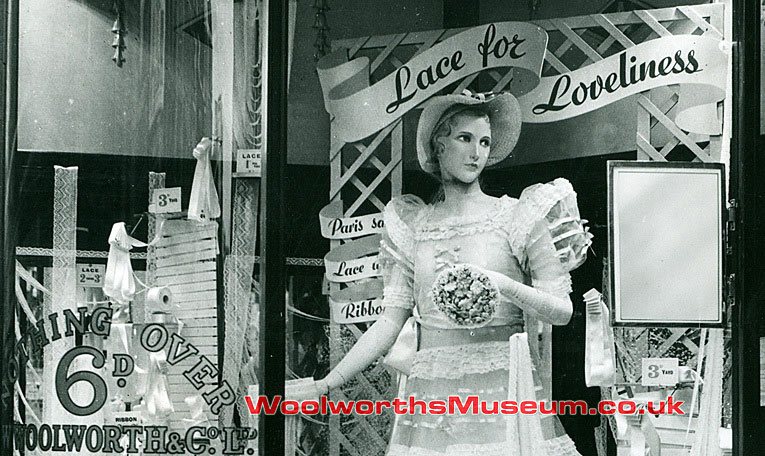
[318,307,410,393]
[478,266,573,326]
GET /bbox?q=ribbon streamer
[103,222,148,304]
[506,332,548,455]
[145,351,175,418]
[383,316,418,376]
[287,304,331,322]
[182,395,212,428]
[15,261,50,295]
[583,289,616,387]
[329,279,384,324]
[188,137,221,222]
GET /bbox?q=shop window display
[2,0,759,455]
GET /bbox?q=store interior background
[12,0,725,454]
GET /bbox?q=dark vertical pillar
[731,0,763,453]
[259,0,287,454]
[0,0,18,452]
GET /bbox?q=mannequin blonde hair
[427,106,490,179]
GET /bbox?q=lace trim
[415,220,508,242]
[385,287,413,300]
[384,292,415,310]
[521,178,575,218]
[397,419,448,430]
[384,196,426,260]
[507,179,577,264]
[398,416,502,429]
[546,435,582,455]
[415,197,516,242]
[387,442,511,456]
[410,341,510,379]
[414,386,507,399]
[387,438,575,456]
[385,208,415,260]
[532,276,573,298]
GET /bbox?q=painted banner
[518,35,725,134]
[329,279,385,324]
[318,22,547,143]
[318,25,726,141]
[319,200,384,239]
[324,234,382,283]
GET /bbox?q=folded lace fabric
[103,222,148,304]
[584,289,616,387]
[611,391,661,456]
[515,178,593,275]
[507,332,549,456]
[383,315,418,376]
[188,137,221,222]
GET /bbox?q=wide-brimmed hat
[416,90,522,175]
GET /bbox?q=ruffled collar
[418,195,516,233]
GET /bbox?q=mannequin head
[428,107,491,185]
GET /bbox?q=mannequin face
[434,114,492,185]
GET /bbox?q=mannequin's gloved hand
[453,263,573,326]
[284,378,328,402]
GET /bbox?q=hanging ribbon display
[583,289,616,387]
[103,222,148,304]
[144,350,175,418]
[188,137,221,222]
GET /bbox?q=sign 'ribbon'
[317,24,726,142]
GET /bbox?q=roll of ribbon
[146,286,174,310]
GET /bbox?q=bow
[461,89,498,102]
[103,222,147,304]
[383,316,418,376]
[188,137,221,222]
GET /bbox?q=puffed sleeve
[377,195,424,311]
[513,178,593,299]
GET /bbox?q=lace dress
[379,178,591,456]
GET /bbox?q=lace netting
[387,438,580,456]
[383,288,415,310]
[384,195,426,260]
[387,442,513,456]
[410,341,511,379]
[415,196,516,241]
[508,178,590,274]
[546,434,584,456]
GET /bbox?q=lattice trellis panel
[326,4,727,456]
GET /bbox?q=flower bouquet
[431,264,498,328]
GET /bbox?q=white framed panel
[608,161,725,326]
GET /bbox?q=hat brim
[416,92,522,175]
